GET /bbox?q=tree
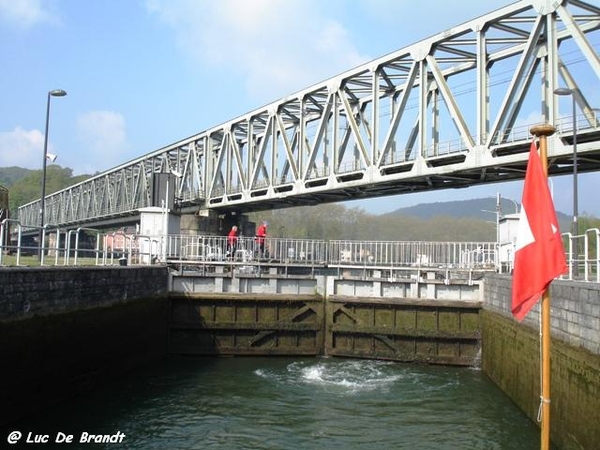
[250,203,497,242]
[6,165,90,218]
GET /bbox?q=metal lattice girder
[18,0,600,228]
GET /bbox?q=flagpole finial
[530,124,556,137]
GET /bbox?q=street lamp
[554,87,578,275]
[39,89,67,255]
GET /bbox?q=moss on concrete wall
[482,310,600,450]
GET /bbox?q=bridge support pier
[182,210,220,235]
[181,210,256,238]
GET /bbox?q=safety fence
[168,235,328,267]
[1,218,598,282]
[328,240,496,270]
[563,228,600,283]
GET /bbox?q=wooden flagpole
[530,124,556,450]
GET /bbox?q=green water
[7,357,540,449]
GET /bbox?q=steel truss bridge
[18,0,600,229]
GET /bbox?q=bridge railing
[328,240,497,270]
[1,220,599,281]
[168,235,328,267]
[562,229,600,283]
[582,229,600,283]
[0,219,41,266]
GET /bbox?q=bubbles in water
[256,358,403,393]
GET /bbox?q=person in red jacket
[227,225,238,259]
[255,221,268,258]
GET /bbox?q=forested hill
[0,167,31,186]
[0,165,90,215]
[386,197,572,230]
[387,198,518,220]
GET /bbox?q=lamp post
[39,89,67,255]
[554,87,578,276]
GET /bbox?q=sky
[0,0,599,218]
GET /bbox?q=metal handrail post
[40,225,47,266]
[101,234,108,266]
[53,227,62,266]
[74,230,80,265]
[562,233,573,280]
[65,229,75,265]
[0,220,4,266]
[95,231,101,266]
[0,218,19,266]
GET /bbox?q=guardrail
[563,228,600,283]
[328,240,496,270]
[1,218,598,281]
[167,235,328,268]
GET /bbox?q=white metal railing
[103,231,136,266]
[0,219,41,266]
[1,218,599,281]
[561,228,600,283]
[168,235,328,267]
[499,229,599,283]
[328,240,496,270]
[583,229,600,283]
[67,227,102,266]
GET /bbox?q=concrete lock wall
[0,267,170,426]
[0,266,169,319]
[2,266,599,449]
[482,274,600,450]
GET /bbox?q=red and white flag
[511,141,567,321]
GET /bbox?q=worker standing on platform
[227,225,238,259]
[256,221,268,258]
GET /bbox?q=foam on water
[256,358,403,393]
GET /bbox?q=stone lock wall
[0,267,170,426]
[482,274,600,450]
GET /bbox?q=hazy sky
[0,0,598,217]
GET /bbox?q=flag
[511,140,567,321]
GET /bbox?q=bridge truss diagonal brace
[486,13,547,148]
[275,114,300,182]
[337,89,372,168]
[425,54,475,150]
[302,94,335,181]
[556,2,600,80]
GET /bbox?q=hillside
[0,165,91,216]
[386,197,572,230]
[387,197,519,220]
[0,166,32,187]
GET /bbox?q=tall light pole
[39,89,67,255]
[554,87,578,275]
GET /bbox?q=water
[8,357,540,449]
